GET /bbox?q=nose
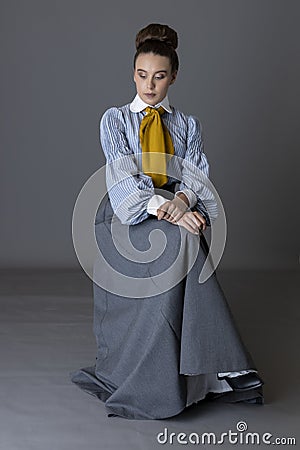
[147,77,155,90]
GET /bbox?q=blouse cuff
[175,189,198,208]
[147,194,168,216]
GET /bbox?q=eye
[138,73,146,79]
[155,75,165,80]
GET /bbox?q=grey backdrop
[1,0,299,270]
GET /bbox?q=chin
[141,94,162,106]
[143,98,156,105]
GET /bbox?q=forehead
[135,52,171,72]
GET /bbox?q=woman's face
[133,52,177,106]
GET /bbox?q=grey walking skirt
[70,184,263,419]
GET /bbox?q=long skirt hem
[71,190,264,420]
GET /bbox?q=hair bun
[135,23,178,50]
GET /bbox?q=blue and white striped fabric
[99,100,218,226]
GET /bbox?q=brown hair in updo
[134,23,179,73]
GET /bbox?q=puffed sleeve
[176,115,218,227]
[100,107,161,225]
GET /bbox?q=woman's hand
[164,210,207,234]
[157,193,189,223]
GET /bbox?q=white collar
[129,93,172,113]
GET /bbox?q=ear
[169,70,178,85]
[133,69,137,84]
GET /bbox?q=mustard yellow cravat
[139,106,175,187]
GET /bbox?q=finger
[164,210,183,224]
[192,217,204,231]
[158,209,171,221]
[157,209,165,220]
[172,210,185,222]
[193,211,206,224]
[180,216,200,234]
[185,219,200,233]
[168,211,179,222]
[163,216,176,224]
[190,213,203,227]
[192,212,206,230]
[166,208,178,221]
[164,207,185,223]
[164,214,172,220]
[181,213,199,228]
[182,221,199,234]
[159,207,170,215]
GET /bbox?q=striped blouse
[99,95,218,226]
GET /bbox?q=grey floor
[0,268,299,450]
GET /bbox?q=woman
[71,23,264,420]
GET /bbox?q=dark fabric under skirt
[70,186,263,419]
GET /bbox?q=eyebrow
[137,69,168,74]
